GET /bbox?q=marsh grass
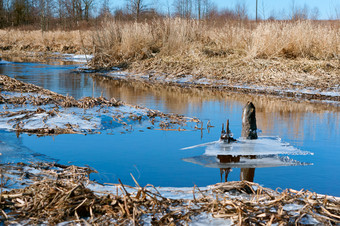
[1,19,338,62]
[88,19,340,92]
[0,19,339,91]
[91,19,339,65]
[0,29,93,53]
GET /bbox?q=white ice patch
[52,53,93,63]
[0,59,11,64]
[0,108,101,132]
[283,203,304,211]
[189,212,233,226]
[182,136,313,156]
[299,214,320,225]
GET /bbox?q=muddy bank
[0,162,339,225]
[1,50,339,102]
[91,65,340,104]
[0,75,199,136]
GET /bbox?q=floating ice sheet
[182,136,313,156]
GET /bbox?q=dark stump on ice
[241,101,258,139]
[220,119,237,143]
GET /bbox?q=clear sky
[106,0,340,20]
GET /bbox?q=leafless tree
[126,0,148,21]
[38,0,54,31]
[99,0,111,19]
[82,0,93,21]
[173,0,192,19]
[234,0,248,20]
[310,6,319,20]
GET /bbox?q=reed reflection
[218,155,256,182]
[92,76,340,142]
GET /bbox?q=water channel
[0,59,339,196]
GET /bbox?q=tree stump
[241,101,258,139]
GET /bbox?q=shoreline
[1,53,340,224]
[99,69,340,104]
[0,162,339,225]
[1,50,339,104]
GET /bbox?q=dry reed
[91,19,339,65]
[0,74,198,136]
[0,29,92,53]
[1,162,339,225]
[1,19,339,94]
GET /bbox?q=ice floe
[182,136,313,156]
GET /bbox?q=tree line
[0,0,332,30]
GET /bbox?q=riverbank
[0,74,199,136]
[1,19,339,102]
[0,162,339,225]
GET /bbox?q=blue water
[0,60,339,196]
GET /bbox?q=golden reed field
[1,19,339,91]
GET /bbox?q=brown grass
[1,162,340,225]
[91,19,339,64]
[0,19,339,92]
[0,29,93,54]
[88,19,339,92]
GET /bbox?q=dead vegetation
[0,162,339,225]
[0,29,92,54]
[0,74,199,136]
[89,19,338,95]
[1,19,339,97]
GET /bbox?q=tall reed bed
[0,29,93,53]
[0,19,338,64]
[92,19,339,66]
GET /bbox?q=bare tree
[310,6,319,20]
[0,0,4,27]
[290,0,296,20]
[82,0,93,21]
[173,0,192,19]
[202,0,214,19]
[126,0,148,21]
[195,0,201,20]
[38,0,54,31]
[11,0,34,26]
[234,0,248,20]
[291,2,309,20]
[99,0,111,18]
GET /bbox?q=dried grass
[0,29,92,54]
[90,19,339,67]
[0,162,339,225]
[1,19,339,96]
[0,74,198,135]
[88,19,339,93]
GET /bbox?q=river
[0,58,339,196]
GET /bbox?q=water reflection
[92,77,340,142]
[1,61,339,195]
[183,152,311,184]
[218,155,256,182]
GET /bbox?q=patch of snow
[189,212,233,226]
[299,214,320,225]
[63,54,93,63]
[283,203,304,211]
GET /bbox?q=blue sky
[106,0,340,20]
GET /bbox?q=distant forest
[0,0,334,30]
